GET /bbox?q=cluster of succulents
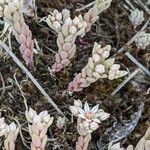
[129,8,150,50]
[0,108,54,150]
[68,43,128,93]
[47,11,88,72]
[46,0,112,72]
[0,106,150,150]
[70,100,110,149]
[0,102,109,150]
[0,0,128,93]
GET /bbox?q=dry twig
[76,1,95,12]
[0,41,65,117]
[111,68,140,96]
[125,52,150,76]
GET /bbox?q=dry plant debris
[109,126,150,150]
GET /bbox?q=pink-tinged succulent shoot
[84,0,112,32]
[76,119,92,150]
[70,100,109,150]
[52,15,87,72]
[25,108,54,150]
[46,0,112,72]
[0,118,19,150]
[0,0,34,69]
[68,42,128,93]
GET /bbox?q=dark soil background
[0,0,150,150]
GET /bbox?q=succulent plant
[0,0,34,69]
[26,108,54,150]
[70,100,110,150]
[68,42,128,93]
[134,31,150,49]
